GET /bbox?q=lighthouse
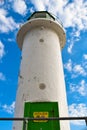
[13,11,70,130]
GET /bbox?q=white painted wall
[13,19,70,130]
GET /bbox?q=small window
[34,12,46,18]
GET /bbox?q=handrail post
[85,118,87,126]
[23,119,28,130]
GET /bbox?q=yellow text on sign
[33,112,49,122]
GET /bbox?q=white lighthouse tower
[13,11,70,130]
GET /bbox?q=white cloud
[30,0,68,15]
[64,60,87,78]
[0,72,6,81]
[67,28,81,54]
[78,80,87,96]
[70,83,76,92]
[69,103,87,125]
[2,101,15,114]
[70,80,87,96]
[30,0,47,11]
[0,40,5,77]
[29,7,35,14]
[83,54,87,60]
[73,64,86,76]
[82,57,87,71]
[0,8,19,33]
[64,59,72,72]
[7,38,14,42]
[13,0,27,15]
[67,43,74,54]
[61,0,87,31]
[0,41,5,59]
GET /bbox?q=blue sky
[0,0,87,130]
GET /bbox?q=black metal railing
[0,116,87,130]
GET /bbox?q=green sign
[23,102,60,130]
